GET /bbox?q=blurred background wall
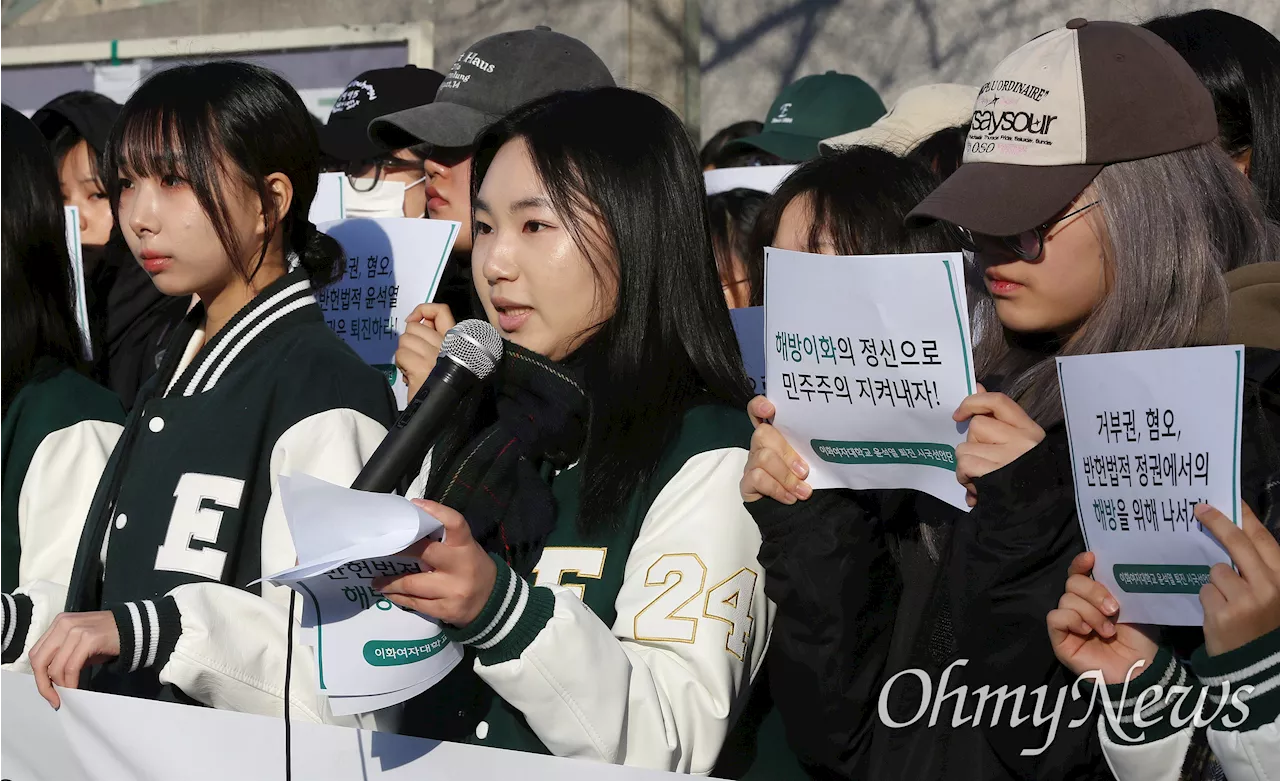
[3,0,1275,141]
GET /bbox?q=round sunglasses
[955,200,1101,261]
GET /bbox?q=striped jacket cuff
[1102,647,1195,744]
[108,597,182,674]
[2,593,33,664]
[1191,627,1280,731]
[444,555,554,666]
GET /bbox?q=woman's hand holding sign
[1047,551,1158,684]
[741,396,812,504]
[1194,502,1280,656]
[952,385,1045,507]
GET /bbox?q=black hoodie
[34,91,188,410]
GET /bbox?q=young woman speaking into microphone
[373,86,768,773]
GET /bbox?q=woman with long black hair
[10,63,398,726]
[0,105,124,622]
[372,86,767,773]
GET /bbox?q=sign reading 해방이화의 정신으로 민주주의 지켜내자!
[764,249,976,511]
[1057,344,1245,626]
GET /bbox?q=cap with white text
[368,26,615,151]
[907,19,1217,236]
[320,66,445,162]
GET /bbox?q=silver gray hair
[972,141,1276,426]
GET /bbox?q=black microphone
[351,319,503,492]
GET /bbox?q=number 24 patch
[633,554,758,661]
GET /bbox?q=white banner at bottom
[0,671,690,780]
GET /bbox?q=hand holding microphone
[352,319,503,493]
[395,303,458,398]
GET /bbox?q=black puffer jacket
[753,352,1280,780]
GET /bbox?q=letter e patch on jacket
[154,473,245,581]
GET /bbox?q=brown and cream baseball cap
[907,18,1217,237]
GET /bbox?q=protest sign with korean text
[1057,345,1244,626]
[319,217,460,408]
[764,248,976,510]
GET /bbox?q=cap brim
[368,101,493,151]
[906,162,1103,236]
[318,123,383,163]
[721,131,824,163]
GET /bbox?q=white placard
[64,205,92,359]
[765,248,976,510]
[263,475,463,715]
[1057,345,1244,626]
[318,218,460,408]
[1,671,691,780]
[309,172,346,225]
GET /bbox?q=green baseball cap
[726,71,887,162]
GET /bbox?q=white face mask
[342,175,427,219]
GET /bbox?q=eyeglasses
[955,200,1101,261]
[322,157,426,192]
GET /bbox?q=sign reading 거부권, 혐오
[1057,345,1244,626]
[319,217,460,409]
[764,248,976,511]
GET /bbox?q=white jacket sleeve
[106,408,392,728]
[2,421,119,671]
[1,580,69,672]
[18,420,122,587]
[1099,630,1280,781]
[454,447,772,775]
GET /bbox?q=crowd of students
[0,10,1277,781]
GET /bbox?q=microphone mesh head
[441,319,503,379]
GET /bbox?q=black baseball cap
[369,26,614,151]
[320,66,444,162]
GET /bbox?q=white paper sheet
[64,205,92,360]
[1057,345,1245,626]
[262,476,462,711]
[764,249,976,510]
[309,172,346,225]
[318,218,461,408]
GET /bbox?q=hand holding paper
[739,396,812,505]
[263,475,463,715]
[764,249,977,510]
[1047,551,1158,685]
[1195,502,1280,656]
[1057,344,1245,626]
[374,499,498,627]
[953,386,1046,507]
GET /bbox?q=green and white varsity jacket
[1,360,124,593]
[1098,630,1280,781]
[408,404,773,775]
[2,270,398,728]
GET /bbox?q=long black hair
[1144,9,1280,223]
[749,145,956,305]
[708,187,769,305]
[472,87,753,535]
[105,61,343,287]
[2,105,84,413]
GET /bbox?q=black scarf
[421,343,588,575]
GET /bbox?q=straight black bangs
[106,69,247,275]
